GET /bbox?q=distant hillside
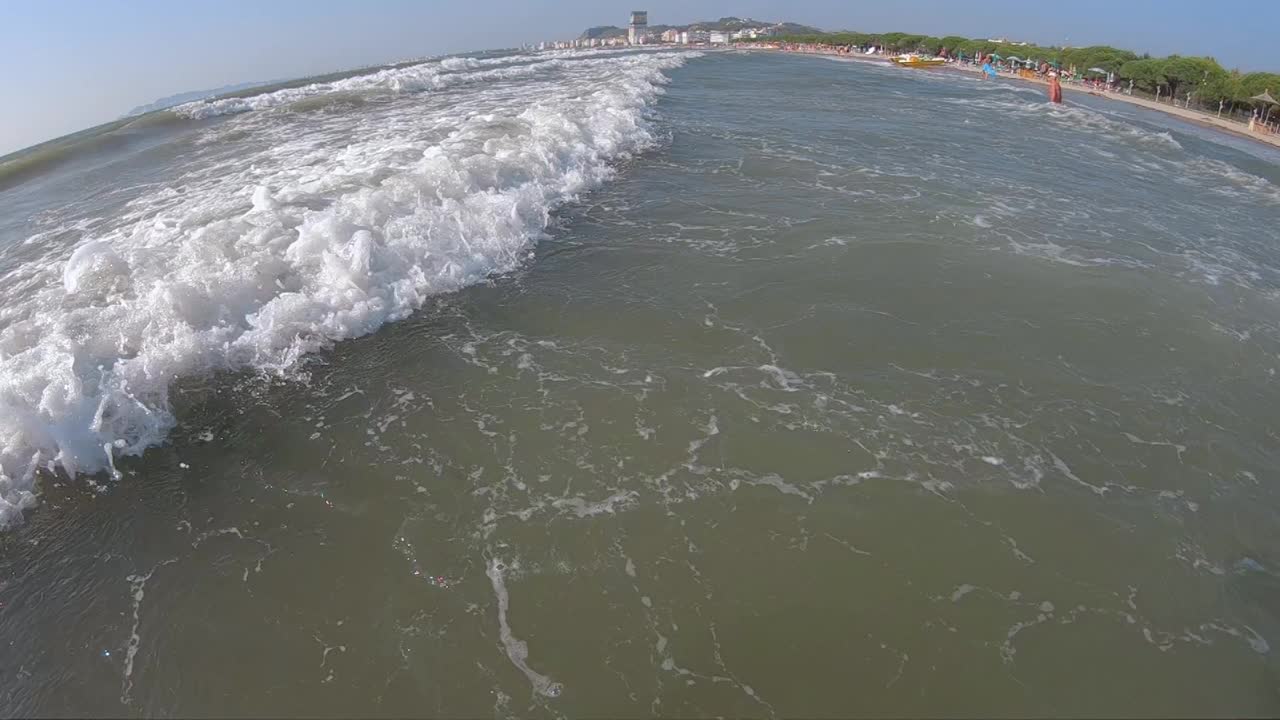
[686,17,821,34]
[579,17,822,40]
[771,22,826,35]
[124,81,272,117]
[580,25,627,40]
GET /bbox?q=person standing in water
[1048,71,1063,104]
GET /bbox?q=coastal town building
[534,12,787,51]
[628,11,648,45]
[984,36,1030,46]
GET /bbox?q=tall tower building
[627,11,648,45]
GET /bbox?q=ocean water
[1,48,1279,716]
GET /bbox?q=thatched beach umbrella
[1252,90,1279,123]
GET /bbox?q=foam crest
[174,51,625,120]
[0,50,699,525]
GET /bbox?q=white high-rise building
[627,10,648,45]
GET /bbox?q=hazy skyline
[3,0,1277,157]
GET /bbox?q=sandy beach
[944,61,1280,149]
[752,47,1280,150]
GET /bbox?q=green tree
[1062,46,1137,75]
[963,39,998,58]
[1120,58,1167,93]
[1159,56,1218,101]
[939,35,969,55]
[919,36,944,55]
[896,34,926,52]
[1201,70,1242,103]
[1240,72,1280,97]
[878,32,907,51]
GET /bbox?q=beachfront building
[984,36,1030,47]
[709,31,729,44]
[628,11,648,45]
[661,28,680,44]
[729,28,769,41]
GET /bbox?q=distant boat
[891,54,946,69]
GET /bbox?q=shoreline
[747,47,1280,151]
[944,62,1280,150]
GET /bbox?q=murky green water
[2,51,1280,717]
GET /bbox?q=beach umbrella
[1251,90,1279,123]
[1251,90,1279,106]
[1087,67,1108,74]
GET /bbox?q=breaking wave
[0,49,700,524]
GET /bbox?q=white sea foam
[1183,157,1280,205]
[0,49,699,525]
[487,557,562,698]
[175,54,539,119]
[173,48,665,120]
[954,97,1190,155]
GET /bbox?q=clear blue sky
[2,0,1275,156]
